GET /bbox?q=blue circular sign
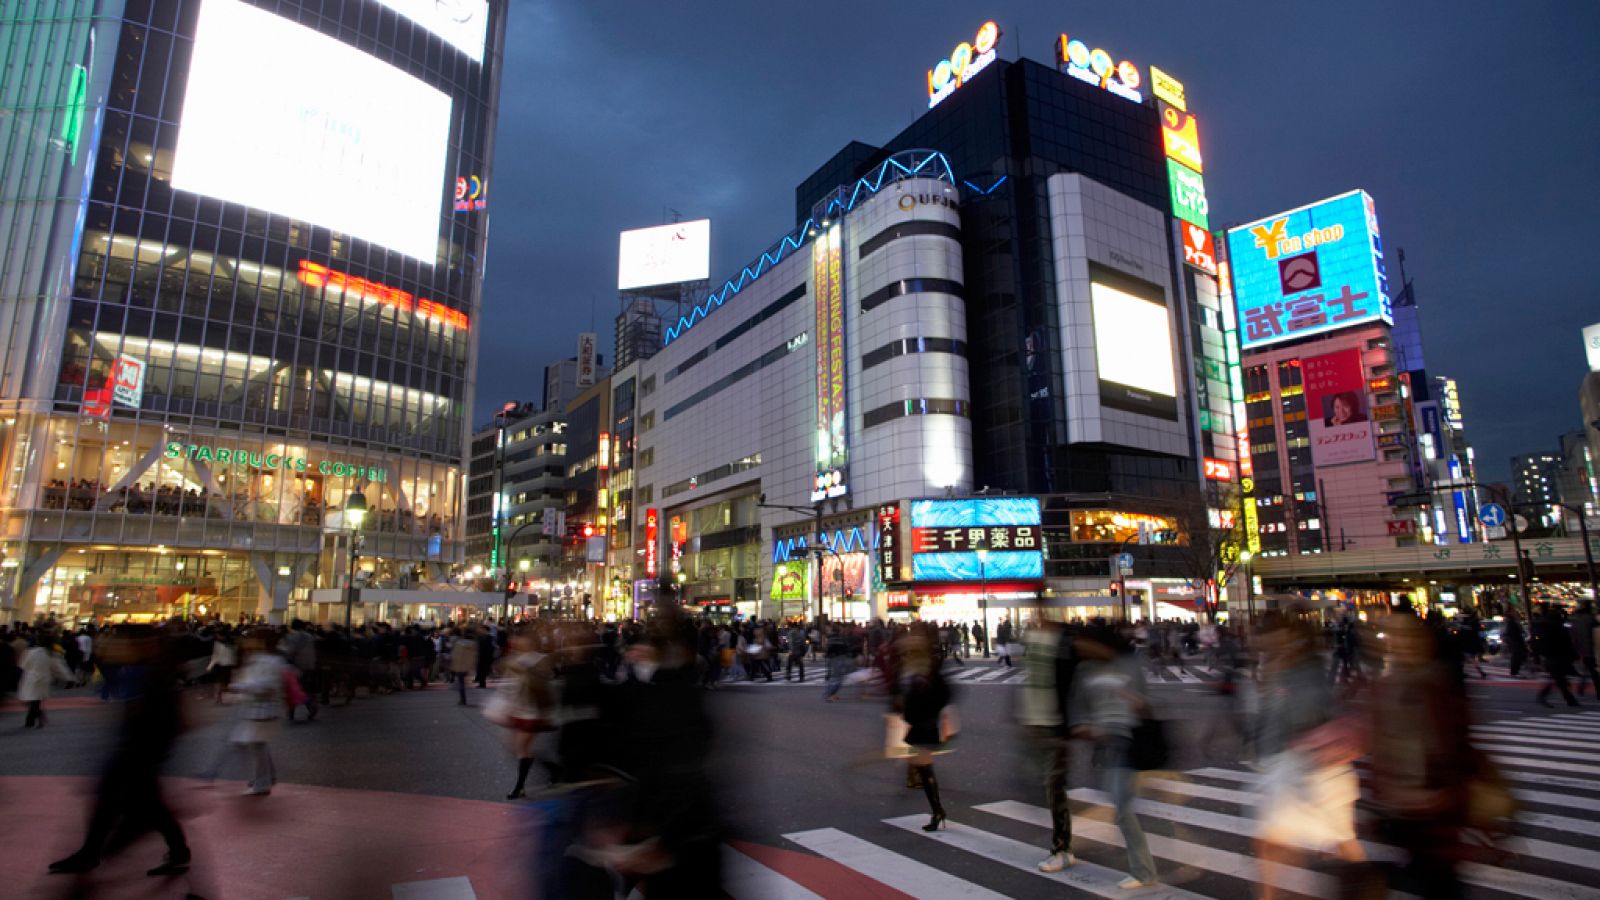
[1478,503,1507,527]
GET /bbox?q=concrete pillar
[249,553,315,625]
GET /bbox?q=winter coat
[18,646,73,702]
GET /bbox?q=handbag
[883,713,912,759]
[1130,717,1169,770]
[282,668,307,708]
[1466,750,1516,828]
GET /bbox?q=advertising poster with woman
[1304,349,1375,466]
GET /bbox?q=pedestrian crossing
[715,709,1600,899]
[719,660,1233,687]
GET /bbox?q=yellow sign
[1150,65,1186,111]
[1161,104,1203,173]
[1242,498,1262,553]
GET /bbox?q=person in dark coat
[1532,604,1579,708]
[48,626,195,883]
[1503,608,1528,677]
[475,627,495,689]
[894,623,955,832]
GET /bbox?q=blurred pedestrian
[1502,608,1528,677]
[1573,601,1600,697]
[894,625,955,832]
[281,619,318,721]
[229,629,287,795]
[1253,612,1365,900]
[450,625,478,705]
[1017,619,1079,872]
[996,618,1015,667]
[785,622,808,682]
[19,629,74,728]
[207,627,237,701]
[1532,604,1580,708]
[491,627,556,800]
[823,626,850,701]
[48,626,192,879]
[1074,624,1159,890]
[1368,612,1472,899]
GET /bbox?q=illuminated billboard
[811,224,848,502]
[1167,159,1209,229]
[617,219,711,291]
[1091,266,1178,420]
[373,0,490,63]
[1180,222,1217,275]
[1149,65,1186,110]
[1225,190,1390,350]
[1303,348,1376,466]
[1056,34,1142,103]
[927,21,1001,108]
[1160,105,1203,172]
[910,498,1043,581]
[171,0,452,262]
[1585,323,1600,372]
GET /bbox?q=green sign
[61,65,87,165]
[1167,158,1210,229]
[163,442,388,482]
[770,560,809,602]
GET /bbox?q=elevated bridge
[1255,536,1599,590]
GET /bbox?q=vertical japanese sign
[644,508,659,578]
[1225,190,1391,350]
[876,503,902,585]
[576,332,597,387]
[1303,348,1375,466]
[811,224,848,501]
[669,514,687,574]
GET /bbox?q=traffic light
[504,583,519,602]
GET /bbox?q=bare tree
[1172,486,1246,622]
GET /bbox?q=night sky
[477,0,1599,482]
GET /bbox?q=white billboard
[1091,277,1177,418]
[618,219,711,291]
[374,0,490,63]
[1585,322,1600,373]
[172,0,452,262]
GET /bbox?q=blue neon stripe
[664,150,957,345]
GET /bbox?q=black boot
[507,757,533,799]
[918,765,945,831]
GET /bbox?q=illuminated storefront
[0,0,508,623]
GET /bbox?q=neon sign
[1149,65,1185,111]
[1057,34,1142,103]
[927,21,1001,109]
[811,224,848,502]
[454,175,486,212]
[1161,105,1203,173]
[296,260,469,331]
[644,508,659,578]
[1203,457,1234,481]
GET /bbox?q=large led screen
[618,219,712,290]
[909,498,1043,581]
[1090,267,1178,420]
[171,0,452,262]
[374,0,490,63]
[1225,190,1390,351]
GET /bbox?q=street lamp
[343,489,367,629]
[976,546,990,658]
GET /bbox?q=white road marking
[783,827,1010,899]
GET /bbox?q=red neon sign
[645,508,659,578]
[1204,457,1234,481]
[296,261,469,331]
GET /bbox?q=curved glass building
[0,0,508,622]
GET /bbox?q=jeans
[1102,736,1157,883]
[824,657,849,698]
[786,654,806,681]
[24,700,43,727]
[457,672,469,704]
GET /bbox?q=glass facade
[796,59,1185,498]
[0,0,508,623]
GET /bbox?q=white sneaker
[1038,852,1076,872]
[1117,876,1155,889]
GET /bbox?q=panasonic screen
[1091,269,1179,419]
[171,0,452,262]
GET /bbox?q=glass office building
[0,0,508,622]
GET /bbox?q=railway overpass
[1253,535,1600,592]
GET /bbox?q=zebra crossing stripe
[721,846,826,900]
[782,828,1010,899]
[972,668,1014,683]
[391,877,476,900]
[1471,726,1600,747]
[1169,667,1203,684]
[883,815,1209,899]
[1455,861,1600,900]
[1477,721,1600,740]
[1509,788,1600,815]
[975,800,1334,898]
[1139,777,1257,807]
[1489,754,1600,777]
[1475,742,1600,764]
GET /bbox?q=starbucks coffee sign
[164,442,389,482]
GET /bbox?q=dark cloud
[478,0,1599,480]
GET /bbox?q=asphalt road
[3,656,1599,899]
